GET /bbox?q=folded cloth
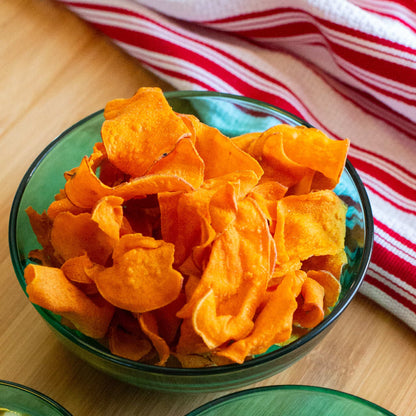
[59,0,416,331]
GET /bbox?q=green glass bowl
[0,380,72,416]
[8,91,373,393]
[186,385,395,415]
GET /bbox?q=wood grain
[1,1,415,415]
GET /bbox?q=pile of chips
[24,87,349,367]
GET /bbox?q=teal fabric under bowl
[186,385,395,415]
[8,91,374,393]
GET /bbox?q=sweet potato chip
[91,195,124,241]
[179,197,276,349]
[47,192,87,220]
[249,181,287,222]
[24,264,114,338]
[276,190,347,261]
[274,124,349,188]
[231,132,260,153]
[109,324,153,362]
[218,270,305,364]
[65,154,193,209]
[26,207,52,252]
[202,170,259,200]
[176,113,198,144]
[273,202,290,266]
[160,188,211,267]
[139,312,170,366]
[175,318,211,355]
[153,290,186,346]
[61,253,95,285]
[294,276,325,328]
[302,250,347,280]
[192,119,263,180]
[51,212,114,265]
[306,270,341,311]
[93,235,183,313]
[246,129,311,188]
[25,207,59,267]
[159,171,258,269]
[102,87,191,177]
[146,137,205,189]
[108,310,153,361]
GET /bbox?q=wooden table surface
[1,1,415,415]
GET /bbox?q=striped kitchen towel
[58,0,416,331]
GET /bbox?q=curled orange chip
[302,250,347,280]
[47,191,87,220]
[24,264,114,338]
[61,253,95,286]
[159,187,217,267]
[176,113,198,144]
[249,181,288,222]
[193,119,263,180]
[26,207,52,252]
[207,182,237,234]
[230,132,260,153]
[109,324,153,362]
[159,171,258,269]
[146,137,205,189]
[294,276,325,328]
[65,154,194,209]
[218,270,305,364]
[102,87,191,177]
[246,129,311,188]
[153,290,186,346]
[108,310,153,361]
[91,195,124,241]
[51,212,114,265]
[25,207,59,267]
[306,269,341,310]
[274,124,349,188]
[139,312,170,366]
[250,181,287,202]
[276,190,347,261]
[93,234,183,313]
[175,318,210,355]
[202,170,259,200]
[179,197,276,349]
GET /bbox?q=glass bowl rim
[0,379,73,415]
[8,90,374,377]
[185,384,395,415]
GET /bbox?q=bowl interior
[8,91,373,390]
[0,380,72,416]
[186,385,394,416]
